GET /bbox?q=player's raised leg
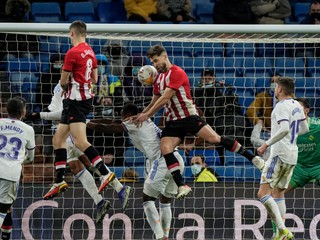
[196,124,265,170]
[161,137,191,199]
[70,122,115,193]
[80,154,133,210]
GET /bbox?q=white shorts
[260,155,295,189]
[0,179,19,204]
[143,151,185,199]
[66,137,84,163]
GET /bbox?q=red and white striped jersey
[153,65,197,121]
[63,42,97,101]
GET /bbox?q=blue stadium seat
[170,42,193,57]
[193,42,223,58]
[255,77,270,93]
[294,3,309,23]
[256,43,293,58]
[87,38,106,54]
[225,43,256,58]
[229,77,255,97]
[31,2,62,22]
[237,95,255,111]
[243,166,261,182]
[187,149,221,166]
[211,58,243,78]
[35,53,50,72]
[97,2,127,23]
[195,3,214,24]
[306,58,320,77]
[243,57,274,77]
[224,150,252,166]
[6,58,38,95]
[22,76,39,104]
[128,40,150,56]
[65,2,95,22]
[59,37,71,53]
[275,57,306,78]
[215,166,243,182]
[124,147,146,167]
[6,58,38,72]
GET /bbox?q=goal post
[1,23,319,240]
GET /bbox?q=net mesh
[0,27,319,239]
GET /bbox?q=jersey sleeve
[63,49,75,72]
[167,68,187,91]
[122,121,137,133]
[274,103,289,123]
[26,125,36,150]
[25,125,36,162]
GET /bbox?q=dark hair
[310,1,320,9]
[202,69,215,77]
[6,96,26,119]
[193,155,206,164]
[147,45,166,58]
[276,77,295,96]
[295,98,310,109]
[122,103,139,116]
[69,20,87,36]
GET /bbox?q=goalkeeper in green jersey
[285,98,320,192]
[270,98,320,239]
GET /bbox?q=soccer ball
[138,65,158,86]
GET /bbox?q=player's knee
[160,145,174,155]
[257,190,265,199]
[73,140,90,152]
[0,203,12,214]
[52,135,59,148]
[207,135,221,145]
[142,193,156,202]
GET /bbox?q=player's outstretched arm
[142,94,161,114]
[87,122,125,134]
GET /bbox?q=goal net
[0,23,319,240]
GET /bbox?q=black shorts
[60,99,92,124]
[161,115,207,141]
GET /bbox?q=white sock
[143,201,164,239]
[275,198,286,221]
[261,195,285,230]
[160,203,172,238]
[109,178,123,193]
[0,212,6,228]
[104,165,123,193]
[76,169,102,205]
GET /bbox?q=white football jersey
[48,83,64,112]
[270,98,305,164]
[123,119,162,162]
[0,118,35,181]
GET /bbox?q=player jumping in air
[134,45,265,199]
[28,82,132,222]
[87,103,182,240]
